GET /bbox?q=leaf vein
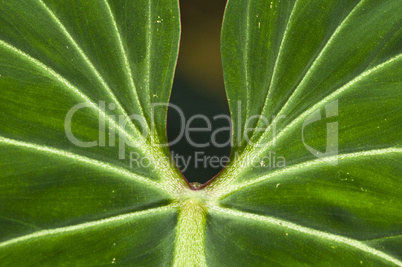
[38,0,143,139]
[0,137,170,194]
[267,0,365,127]
[217,147,402,197]
[253,0,299,139]
[0,204,177,250]
[211,206,402,266]
[266,53,402,150]
[0,39,142,150]
[102,0,150,131]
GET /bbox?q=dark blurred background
[167,0,230,184]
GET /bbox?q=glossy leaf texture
[1,0,402,266]
[207,0,402,265]
[0,0,187,265]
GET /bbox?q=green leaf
[1,0,401,266]
[1,0,185,265]
[206,0,402,265]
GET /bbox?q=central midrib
[173,192,208,267]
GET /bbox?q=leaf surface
[0,0,185,265]
[1,0,401,266]
[207,0,402,265]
